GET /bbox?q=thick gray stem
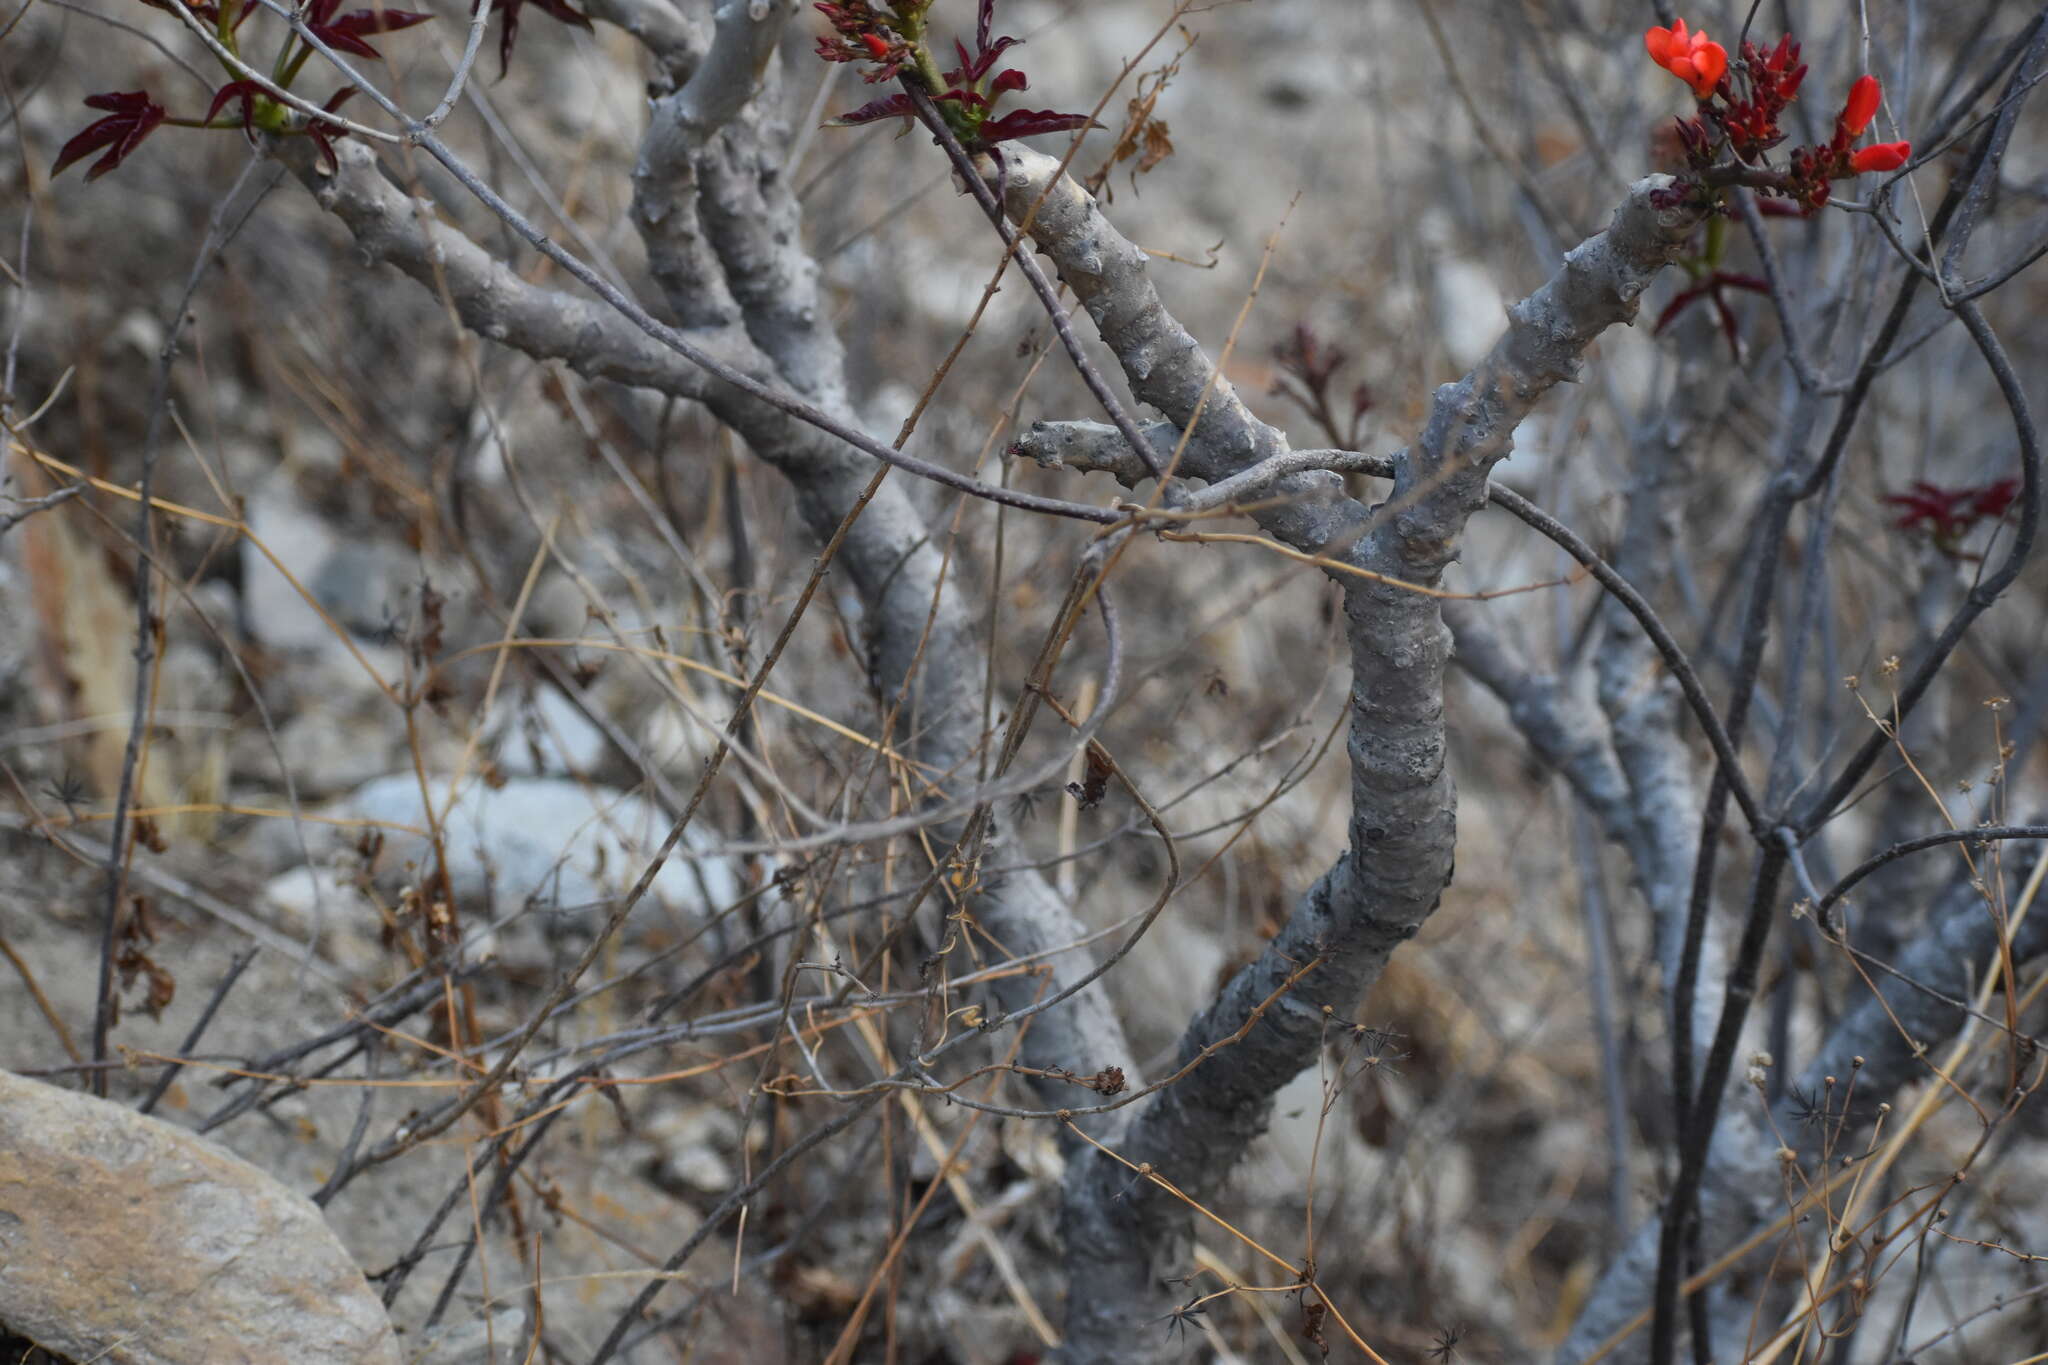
[1557,864,2048,1362]
[994,148,1703,1360]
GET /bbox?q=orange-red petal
[1841,75,1882,134]
[1689,41,1727,96]
[1850,141,1911,173]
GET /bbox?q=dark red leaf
[311,1,433,61]
[139,0,239,26]
[991,67,1027,95]
[828,91,917,127]
[1881,477,2017,551]
[975,108,1097,146]
[1708,288,1742,359]
[52,90,167,182]
[308,124,340,174]
[1970,477,2020,519]
[965,33,1017,82]
[1652,282,1709,335]
[301,87,360,173]
[951,0,1018,83]
[205,79,265,130]
[481,0,591,79]
[1881,481,1956,521]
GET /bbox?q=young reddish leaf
[827,91,918,128]
[137,0,245,27]
[961,34,1017,83]
[205,80,265,130]
[948,0,1018,85]
[1653,270,1766,357]
[307,0,433,60]
[1883,476,2019,556]
[52,91,167,182]
[306,87,360,174]
[308,125,339,172]
[482,0,591,79]
[1708,288,1741,357]
[976,108,1097,146]
[1971,477,2020,518]
[1652,281,1710,335]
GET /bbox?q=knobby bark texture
[279,0,1137,1157]
[989,145,1704,1358]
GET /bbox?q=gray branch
[620,52,1136,1093]
[1557,860,2048,1362]
[994,147,1375,565]
[283,140,722,398]
[581,0,702,75]
[1442,602,1644,851]
[995,145,1704,1359]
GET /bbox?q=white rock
[494,686,610,777]
[341,773,741,920]
[1433,255,1507,371]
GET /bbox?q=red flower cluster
[1782,73,1911,202]
[1719,35,1804,162]
[1648,18,1913,211]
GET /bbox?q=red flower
[1839,74,1881,135]
[1850,141,1911,173]
[1645,20,1727,99]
